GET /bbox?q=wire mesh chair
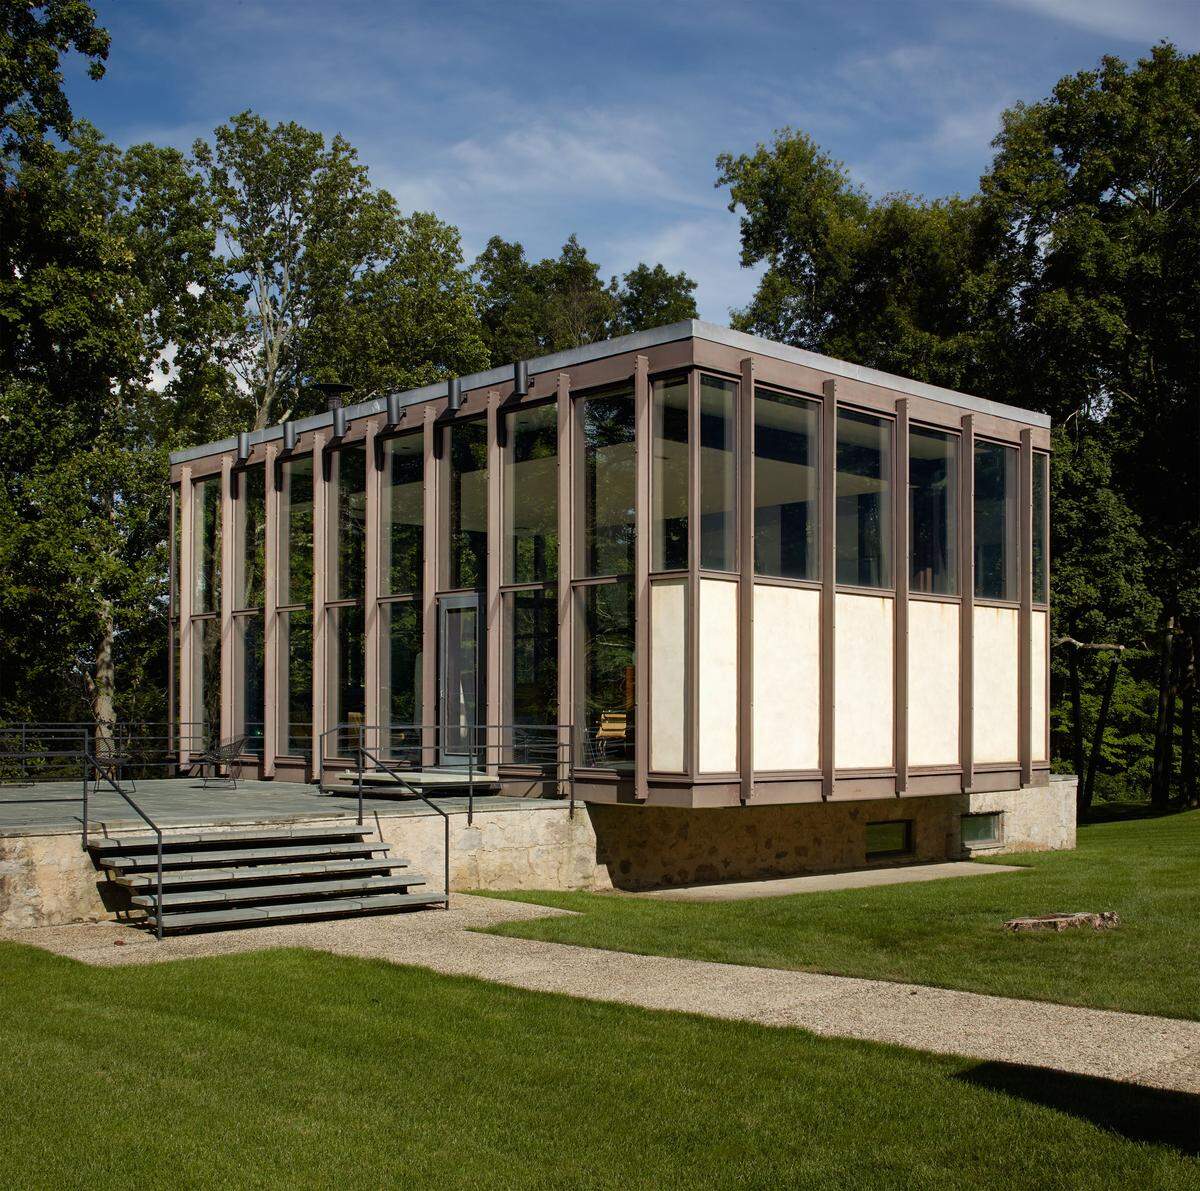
[197,735,247,789]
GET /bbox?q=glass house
[169,321,1051,817]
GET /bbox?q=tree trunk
[1068,644,1086,811]
[93,599,116,749]
[1150,616,1175,810]
[1081,656,1119,817]
[1182,621,1197,809]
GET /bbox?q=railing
[83,746,166,940]
[317,722,575,821]
[355,745,451,906]
[0,722,206,786]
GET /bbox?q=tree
[0,123,231,726]
[609,262,698,335]
[474,235,700,367]
[192,112,488,429]
[1,0,109,149]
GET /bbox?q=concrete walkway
[5,895,1198,1095]
[632,860,1027,901]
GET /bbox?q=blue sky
[66,1,1198,321]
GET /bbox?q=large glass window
[505,588,558,729]
[699,376,736,571]
[379,601,422,733]
[974,441,1018,601]
[191,616,221,739]
[504,404,558,584]
[652,374,689,571]
[447,420,488,589]
[381,433,423,596]
[278,456,313,607]
[328,603,365,740]
[192,475,221,613]
[234,615,265,754]
[836,410,893,588]
[331,443,367,602]
[278,609,311,756]
[577,579,634,771]
[234,464,265,609]
[580,385,635,578]
[755,390,818,580]
[1033,452,1049,605]
[909,427,959,595]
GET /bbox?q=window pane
[328,604,365,752]
[381,433,423,596]
[192,476,221,613]
[235,615,264,755]
[332,443,367,602]
[278,609,312,756]
[505,587,558,732]
[961,812,1001,845]
[235,463,266,609]
[577,580,634,770]
[1033,453,1048,605]
[652,374,689,571]
[379,601,422,737]
[581,386,635,577]
[447,421,488,589]
[974,441,1017,601]
[909,428,958,595]
[191,617,221,739]
[836,410,892,588]
[700,376,736,571]
[755,390,818,580]
[505,404,558,584]
[279,456,313,607]
[866,820,912,858]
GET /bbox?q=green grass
[0,942,1195,1187]
[482,810,1200,1020]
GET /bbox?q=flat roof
[170,320,1051,465]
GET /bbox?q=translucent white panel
[973,605,1019,763]
[698,579,738,772]
[835,593,894,769]
[650,579,687,772]
[907,600,959,767]
[753,584,819,771]
[1031,610,1048,762]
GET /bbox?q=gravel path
[6,895,1198,1095]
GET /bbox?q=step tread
[89,824,370,853]
[132,873,428,908]
[153,892,447,930]
[113,857,410,889]
[102,841,390,870]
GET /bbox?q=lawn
[483,810,1200,1020]
[0,942,1195,1188]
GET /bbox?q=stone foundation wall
[1,781,1078,928]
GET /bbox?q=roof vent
[282,421,298,453]
[513,360,529,396]
[447,377,462,411]
[236,431,251,464]
[386,393,403,427]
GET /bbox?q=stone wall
[966,775,1077,854]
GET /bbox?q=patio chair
[585,712,628,766]
[90,737,136,796]
[197,735,247,789]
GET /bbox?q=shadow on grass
[957,1061,1200,1157]
[1079,800,1188,825]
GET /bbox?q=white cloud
[994,0,1200,46]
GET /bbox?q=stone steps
[87,823,444,935]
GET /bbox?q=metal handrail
[356,745,451,906]
[83,747,166,940]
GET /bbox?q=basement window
[865,820,913,860]
[961,812,1003,847]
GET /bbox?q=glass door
[438,593,482,766]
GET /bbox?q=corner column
[178,465,194,766]
[364,421,381,742]
[1019,429,1034,788]
[820,379,837,798]
[486,391,503,768]
[310,430,328,777]
[421,410,438,767]
[960,415,975,792]
[738,357,755,802]
[633,354,651,800]
[555,374,574,779]
[262,442,279,778]
[894,399,910,793]
[219,456,235,746]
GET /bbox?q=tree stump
[1003,911,1120,932]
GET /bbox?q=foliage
[192,111,489,429]
[473,234,698,366]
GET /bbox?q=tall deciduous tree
[608,262,698,335]
[192,112,488,429]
